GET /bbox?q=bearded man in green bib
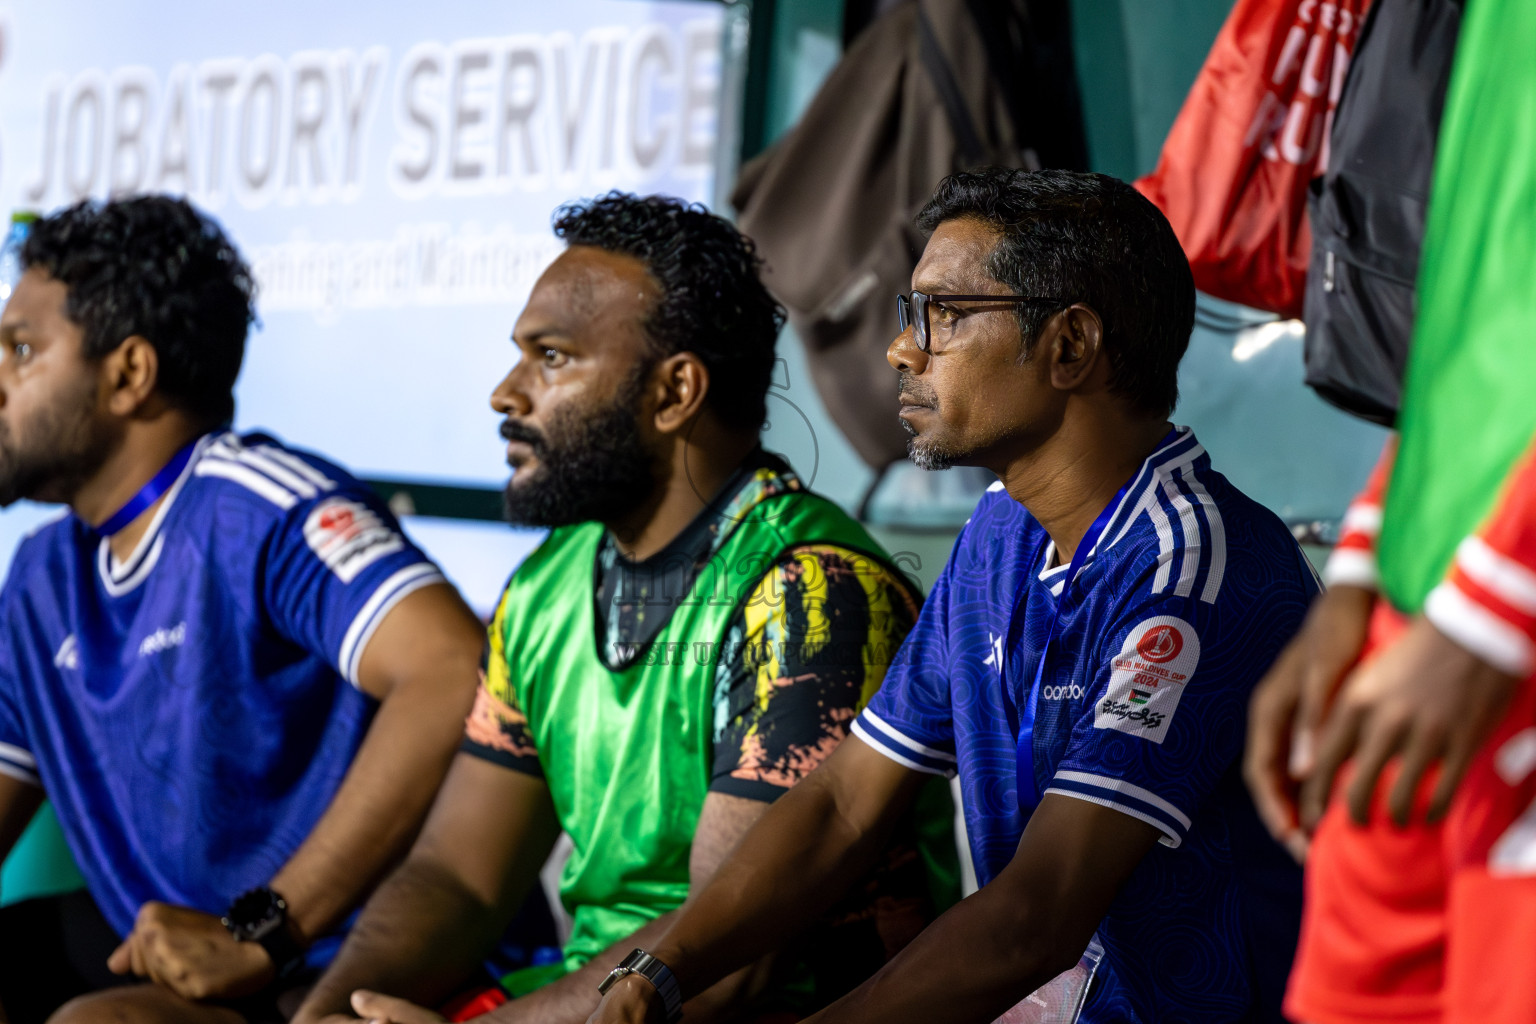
[292,194,958,1024]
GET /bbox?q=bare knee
[48,987,244,1024]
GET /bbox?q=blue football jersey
[853,428,1319,1022]
[0,430,444,942]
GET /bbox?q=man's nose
[490,364,533,417]
[887,325,930,375]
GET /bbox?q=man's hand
[586,972,665,1024]
[107,902,275,1000]
[1244,584,1375,861]
[324,990,445,1024]
[1300,615,1522,829]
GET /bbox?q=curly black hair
[21,195,256,425]
[552,192,785,433]
[916,169,1194,419]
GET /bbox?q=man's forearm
[273,672,472,940]
[295,855,506,1021]
[651,766,911,1001]
[803,887,1080,1024]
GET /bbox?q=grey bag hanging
[1302,0,1463,426]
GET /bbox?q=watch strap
[222,887,307,978]
[599,948,683,1023]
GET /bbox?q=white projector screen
[0,0,729,487]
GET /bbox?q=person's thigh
[1284,605,1451,1024]
[1443,681,1536,1024]
[0,889,128,1024]
[48,985,247,1024]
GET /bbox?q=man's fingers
[1343,712,1408,826]
[1244,668,1303,851]
[1300,699,1361,830]
[350,990,442,1024]
[107,938,134,975]
[1428,730,1479,823]
[1386,721,1445,827]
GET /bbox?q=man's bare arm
[795,794,1159,1024]
[588,736,930,1023]
[292,752,560,1023]
[591,738,1163,1024]
[274,583,487,936]
[111,583,490,999]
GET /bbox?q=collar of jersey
[96,432,218,595]
[1033,426,1203,590]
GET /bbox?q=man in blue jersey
[0,197,489,1023]
[590,169,1317,1024]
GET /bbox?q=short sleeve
[710,545,921,802]
[1046,580,1295,848]
[0,596,40,788]
[461,586,543,776]
[1425,432,1536,677]
[851,552,959,778]
[1324,435,1396,590]
[262,482,445,687]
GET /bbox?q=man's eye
[931,304,962,327]
[5,342,32,363]
[540,347,568,368]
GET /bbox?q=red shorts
[1286,604,1536,1024]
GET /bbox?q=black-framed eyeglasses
[896,291,1067,353]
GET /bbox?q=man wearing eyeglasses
[588,168,1317,1024]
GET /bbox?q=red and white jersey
[1425,440,1536,678]
[1332,433,1536,678]
[1324,436,1397,590]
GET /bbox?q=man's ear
[1046,304,1105,392]
[651,352,710,434]
[102,336,161,418]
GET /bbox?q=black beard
[500,370,657,528]
[0,381,111,508]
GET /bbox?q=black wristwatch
[598,948,683,1023]
[222,886,306,978]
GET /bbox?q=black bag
[1302,0,1463,426]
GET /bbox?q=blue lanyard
[94,436,202,537]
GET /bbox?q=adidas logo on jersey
[54,634,79,670]
[138,622,187,658]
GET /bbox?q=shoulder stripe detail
[231,448,319,499]
[1160,474,1203,599]
[195,458,298,509]
[254,446,336,490]
[0,742,36,769]
[1457,536,1536,616]
[850,718,956,777]
[338,564,447,686]
[1146,487,1176,594]
[1424,580,1536,678]
[1181,467,1227,604]
[1043,785,1182,848]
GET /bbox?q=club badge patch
[304,497,403,583]
[1093,615,1200,744]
